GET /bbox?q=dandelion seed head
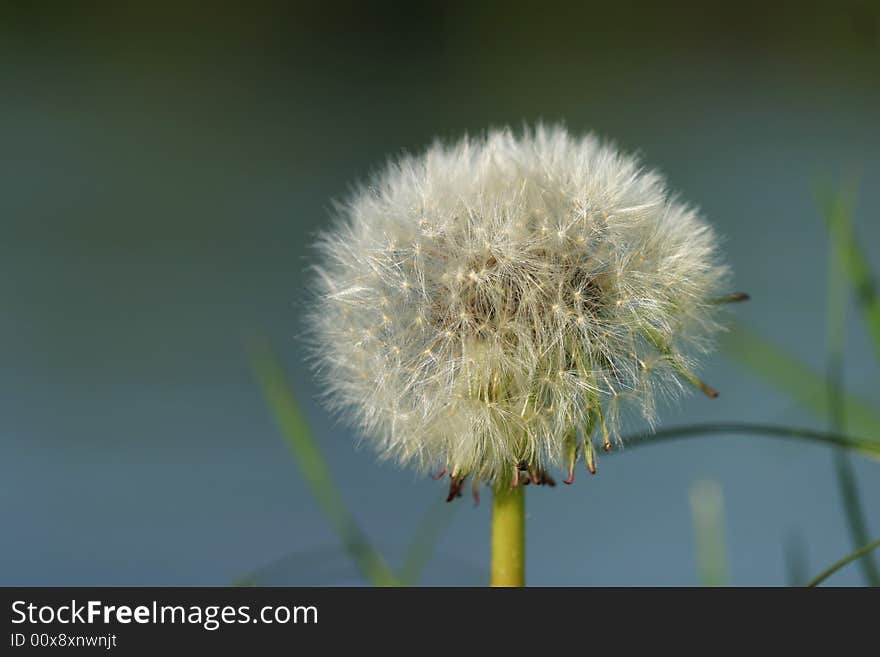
[309,125,730,488]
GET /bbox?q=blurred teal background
[2,2,879,585]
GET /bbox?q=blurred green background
[2,1,879,585]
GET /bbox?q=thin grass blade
[806,537,880,587]
[823,187,880,585]
[398,500,458,586]
[784,533,809,587]
[689,479,729,586]
[718,324,880,452]
[248,338,399,586]
[620,422,880,456]
[819,183,880,358]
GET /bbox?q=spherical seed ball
[308,125,729,488]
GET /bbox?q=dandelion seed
[308,125,732,492]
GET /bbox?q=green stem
[619,422,880,456]
[807,538,880,587]
[490,485,525,586]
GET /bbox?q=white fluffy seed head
[308,125,729,488]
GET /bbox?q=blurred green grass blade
[248,338,400,587]
[784,533,809,587]
[689,480,729,586]
[830,453,879,584]
[823,188,880,586]
[234,542,485,586]
[398,499,458,586]
[806,538,880,587]
[234,546,369,586]
[718,323,880,450]
[820,183,880,358]
[824,186,849,381]
[620,422,880,456]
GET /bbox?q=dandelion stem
[490,485,525,586]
